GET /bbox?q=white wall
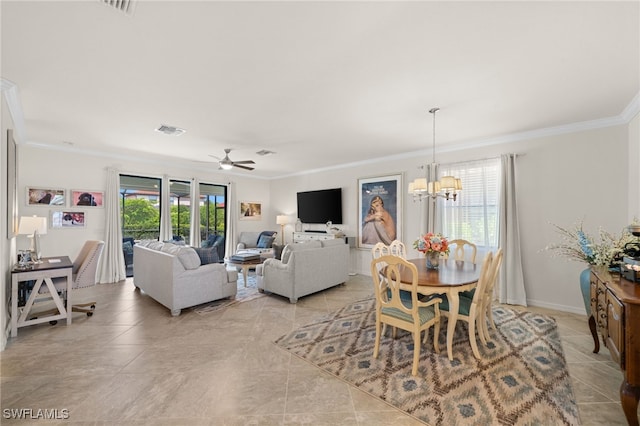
[15,146,273,263]
[3,119,634,354]
[269,124,630,314]
[628,111,640,221]
[1,89,17,350]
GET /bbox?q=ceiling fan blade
[208,154,222,161]
[233,164,254,171]
[232,160,255,165]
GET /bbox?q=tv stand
[293,231,341,243]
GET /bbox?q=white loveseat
[134,241,238,316]
[236,231,278,254]
[256,239,349,303]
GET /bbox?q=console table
[11,256,73,337]
[590,267,640,425]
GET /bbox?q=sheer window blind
[438,157,500,249]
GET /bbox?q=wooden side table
[11,256,73,337]
[225,257,265,287]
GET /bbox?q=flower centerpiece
[414,232,450,269]
[545,219,638,267]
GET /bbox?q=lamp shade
[276,215,289,226]
[407,182,415,194]
[439,176,457,191]
[413,178,428,191]
[18,216,47,235]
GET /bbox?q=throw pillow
[194,247,220,265]
[272,243,284,260]
[257,234,275,249]
[281,245,292,264]
[176,247,201,270]
[122,241,133,255]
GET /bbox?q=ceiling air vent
[256,149,276,156]
[99,0,136,17]
[155,125,186,136]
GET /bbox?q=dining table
[396,258,481,361]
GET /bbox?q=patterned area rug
[275,298,580,425]
[192,273,264,314]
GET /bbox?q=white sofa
[134,241,238,316]
[256,239,349,303]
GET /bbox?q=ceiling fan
[209,148,255,171]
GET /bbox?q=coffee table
[225,257,266,287]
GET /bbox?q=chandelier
[408,107,462,201]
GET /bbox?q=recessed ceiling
[2,1,638,178]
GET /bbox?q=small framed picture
[51,210,86,228]
[239,201,262,220]
[70,190,104,207]
[26,187,66,206]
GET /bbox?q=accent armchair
[39,240,105,319]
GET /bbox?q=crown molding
[5,79,639,180]
[1,78,27,143]
[276,92,640,179]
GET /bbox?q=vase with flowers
[545,219,638,268]
[414,232,450,269]
[545,218,639,320]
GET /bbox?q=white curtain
[159,174,172,241]
[224,181,237,259]
[498,154,527,306]
[97,168,126,283]
[189,178,201,247]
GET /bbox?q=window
[199,182,226,242]
[169,180,191,244]
[119,175,227,250]
[438,158,500,250]
[120,175,162,240]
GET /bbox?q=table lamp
[276,215,289,245]
[18,215,47,263]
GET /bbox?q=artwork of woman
[362,195,396,245]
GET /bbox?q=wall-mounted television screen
[297,188,343,224]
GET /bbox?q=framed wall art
[239,201,262,220]
[70,190,104,207]
[26,187,66,206]
[357,173,402,249]
[50,210,86,228]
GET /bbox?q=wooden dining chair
[371,242,390,258]
[448,239,478,263]
[388,240,407,258]
[371,255,442,376]
[479,248,503,342]
[438,251,494,359]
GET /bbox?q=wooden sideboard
[590,268,640,425]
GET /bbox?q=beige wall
[269,124,630,314]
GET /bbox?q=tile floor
[1,274,635,425]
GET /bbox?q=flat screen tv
[297,188,343,224]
